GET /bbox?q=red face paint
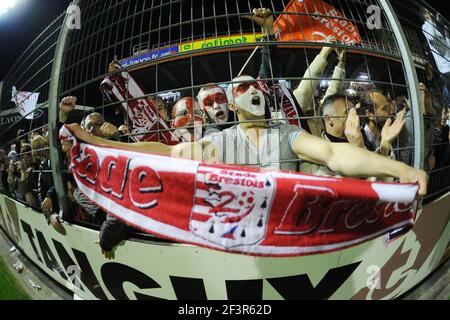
[202,92,228,110]
[234,81,260,97]
[172,98,204,128]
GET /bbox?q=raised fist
[60,96,77,114]
[100,122,119,139]
[242,8,275,36]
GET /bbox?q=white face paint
[175,122,203,142]
[198,87,229,125]
[229,76,266,117]
[172,97,204,142]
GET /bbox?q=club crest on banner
[191,166,276,248]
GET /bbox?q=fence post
[48,0,80,219]
[378,0,424,170]
[0,81,3,109]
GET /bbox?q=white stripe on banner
[371,183,418,204]
[16,91,40,120]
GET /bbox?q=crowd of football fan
[0,8,449,259]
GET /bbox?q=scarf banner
[61,125,418,257]
[101,72,179,144]
[274,0,361,44]
[11,87,40,120]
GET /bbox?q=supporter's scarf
[101,72,179,144]
[60,125,418,257]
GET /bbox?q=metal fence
[390,0,450,202]
[0,12,66,210]
[0,0,448,220]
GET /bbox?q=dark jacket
[37,157,59,212]
[74,188,129,252]
[99,215,130,252]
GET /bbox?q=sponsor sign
[120,46,179,68]
[1,190,449,300]
[0,110,43,126]
[118,35,263,68]
[179,34,262,53]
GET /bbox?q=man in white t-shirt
[200,76,303,171]
[67,74,428,197]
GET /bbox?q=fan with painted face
[171,97,205,142]
[197,85,229,125]
[226,76,266,119]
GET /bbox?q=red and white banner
[102,72,179,144]
[61,125,418,257]
[11,87,40,120]
[274,0,361,44]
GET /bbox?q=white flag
[11,86,40,120]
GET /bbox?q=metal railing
[0,0,448,218]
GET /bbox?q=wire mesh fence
[0,13,66,210]
[0,0,448,220]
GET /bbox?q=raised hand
[345,108,365,149]
[321,35,337,58]
[108,61,121,74]
[100,123,119,139]
[325,35,337,43]
[60,96,77,114]
[381,109,406,145]
[94,240,115,260]
[379,109,405,157]
[337,48,346,65]
[399,167,428,198]
[242,8,275,36]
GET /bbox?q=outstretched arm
[292,132,428,196]
[323,49,346,101]
[293,36,336,114]
[59,96,77,123]
[66,123,211,161]
[242,8,280,82]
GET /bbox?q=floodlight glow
[0,0,18,15]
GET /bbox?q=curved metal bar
[48,0,79,219]
[379,0,424,170]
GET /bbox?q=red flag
[274,0,361,44]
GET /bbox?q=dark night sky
[0,0,448,80]
[0,0,72,79]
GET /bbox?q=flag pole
[237,38,266,77]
